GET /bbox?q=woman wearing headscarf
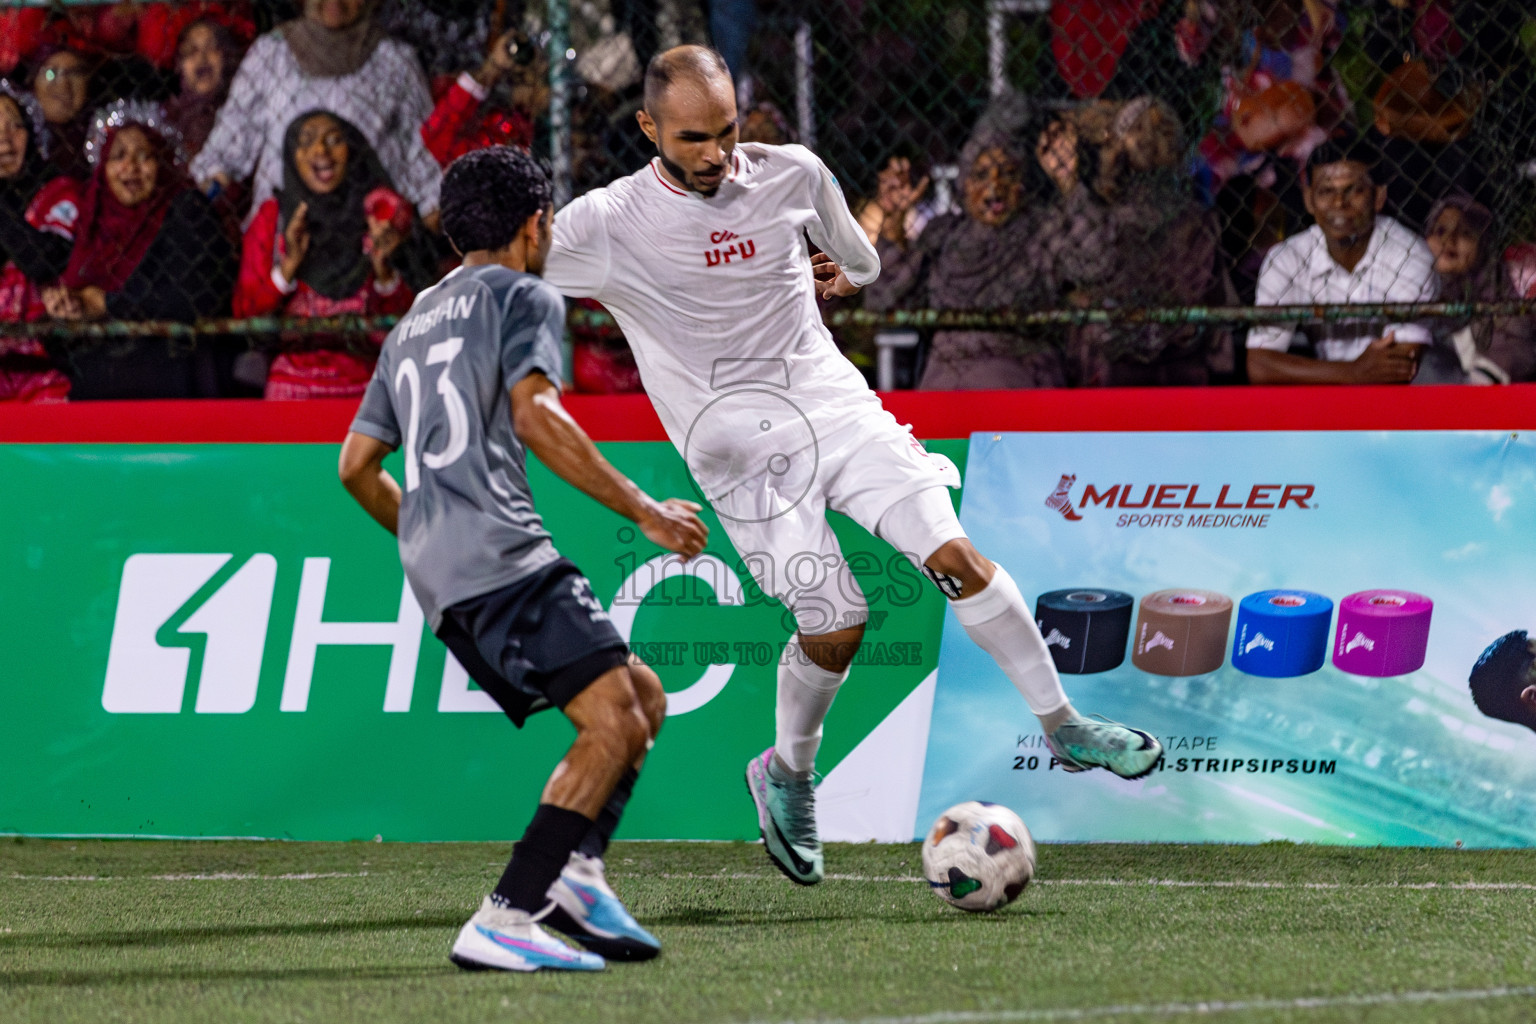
[43,109,236,397]
[234,110,415,400]
[162,17,247,163]
[0,84,78,401]
[1417,193,1536,384]
[1071,96,1231,386]
[863,91,1067,390]
[29,42,96,181]
[191,0,440,225]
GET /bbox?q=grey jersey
[350,264,565,629]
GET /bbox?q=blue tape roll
[1035,589,1134,674]
[1231,590,1334,678]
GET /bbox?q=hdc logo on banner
[100,552,745,717]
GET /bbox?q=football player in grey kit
[543,45,1163,888]
[339,147,707,972]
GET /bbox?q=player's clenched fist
[639,498,709,559]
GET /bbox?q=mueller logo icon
[1041,627,1071,649]
[1143,631,1176,652]
[1044,474,1084,521]
[704,229,755,267]
[1244,632,1275,655]
[1344,631,1376,654]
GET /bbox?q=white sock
[949,566,1070,718]
[774,638,848,773]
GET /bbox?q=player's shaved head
[638,45,739,196]
[644,45,731,114]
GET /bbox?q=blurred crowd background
[3,0,1536,402]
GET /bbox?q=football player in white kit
[544,46,1163,885]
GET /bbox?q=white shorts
[713,410,967,636]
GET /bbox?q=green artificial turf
[2,839,1534,1023]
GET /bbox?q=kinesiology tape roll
[1034,589,1133,674]
[1332,590,1433,677]
[1231,590,1334,678]
[1131,589,1233,676]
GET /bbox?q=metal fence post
[988,0,1050,96]
[548,0,573,209]
[794,17,815,150]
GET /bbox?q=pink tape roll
[1332,590,1433,677]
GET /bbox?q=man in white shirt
[1247,139,1439,384]
[544,46,1162,886]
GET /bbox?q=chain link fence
[3,0,1536,399]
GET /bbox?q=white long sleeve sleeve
[797,146,880,288]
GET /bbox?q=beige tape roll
[1131,589,1234,676]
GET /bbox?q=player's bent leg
[543,660,664,961]
[882,491,1163,781]
[538,665,662,961]
[746,623,860,886]
[454,664,647,973]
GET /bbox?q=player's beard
[660,150,723,197]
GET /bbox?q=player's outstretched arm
[339,432,403,536]
[510,372,708,559]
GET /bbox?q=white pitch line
[7,871,1535,892]
[742,985,1536,1024]
[654,873,1536,891]
[6,872,369,882]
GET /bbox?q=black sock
[493,804,593,913]
[577,767,639,860]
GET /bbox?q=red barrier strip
[0,386,1531,444]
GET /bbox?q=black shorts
[435,558,629,727]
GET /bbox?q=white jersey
[545,143,883,500]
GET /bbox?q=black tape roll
[1034,589,1134,674]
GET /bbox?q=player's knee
[799,621,865,674]
[627,659,667,738]
[577,669,652,763]
[924,539,993,595]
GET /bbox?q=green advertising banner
[0,441,963,841]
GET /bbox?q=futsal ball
[921,801,1036,912]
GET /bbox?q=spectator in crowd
[421,29,540,167]
[45,107,232,323]
[1181,0,1347,299]
[42,106,235,398]
[133,3,257,73]
[192,0,442,225]
[865,92,1067,389]
[1361,0,1501,231]
[856,154,931,248]
[1416,192,1536,384]
[1073,96,1230,386]
[162,17,247,163]
[1023,105,1116,374]
[1246,137,1438,385]
[234,110,414,400]
[738,100,793,145]
[30,44,97,180]
[0,85,76,402]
